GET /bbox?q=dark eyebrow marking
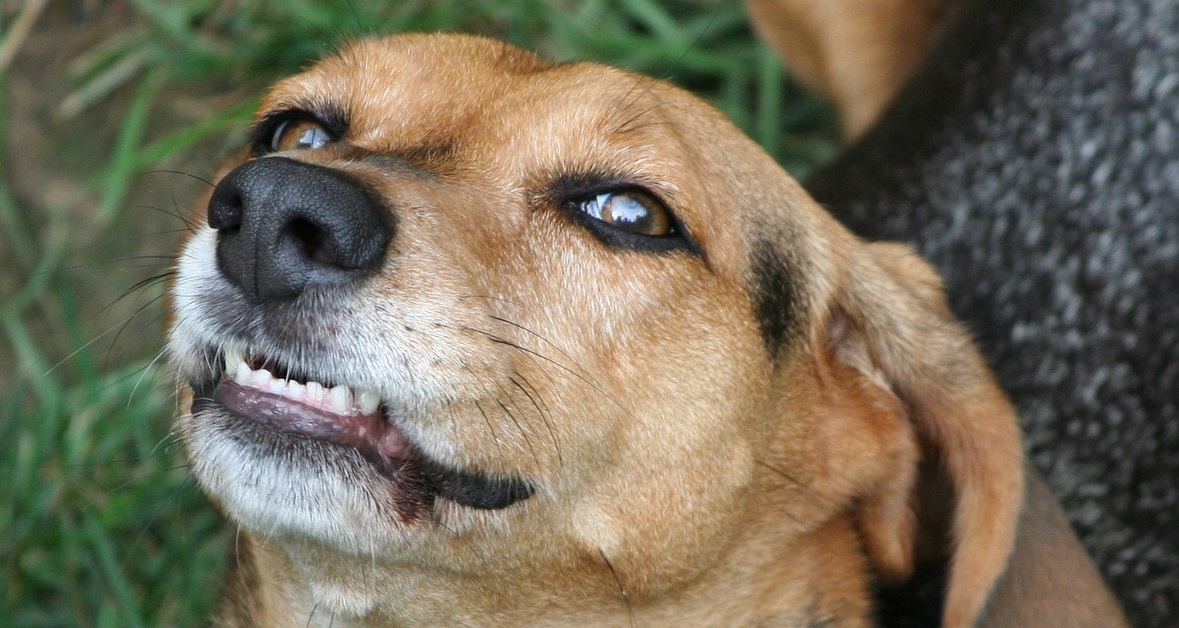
[749,236,802,358]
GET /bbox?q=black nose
[207,157,393,302]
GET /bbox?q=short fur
[167,34,1113,626]
[749,0,1179,623]
[744,0,956,139]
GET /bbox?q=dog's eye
[270,118,332,152]
[575,190,673,237]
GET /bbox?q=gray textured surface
[807,0,1179,624]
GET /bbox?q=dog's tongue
[215,368,407,460]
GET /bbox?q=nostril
[209,191,244,233]
[287,217,335,264]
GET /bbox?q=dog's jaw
[170,225,536,563]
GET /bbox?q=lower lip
[212,377,410,460]
[194,380,436,521]
[191,379,534,511]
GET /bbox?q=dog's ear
[814,242,1023,628]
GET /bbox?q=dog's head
[168,34,1021,626]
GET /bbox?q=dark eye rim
[248,106,349,157]
[550,173,700,256]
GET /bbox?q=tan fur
[169,34,1058,626]
[744,0,948,139]
[980,465,1130,626]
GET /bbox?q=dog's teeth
[227,359,371,415]
[223,346,244,377]
[307,381,325,402]
[358,390,380,414]
[251,368,272,389]
[330,386,352,413]
[233,363,251,385]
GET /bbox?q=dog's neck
[221,513,879,627]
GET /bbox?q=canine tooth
[233,363,251,385]
[223,347,244,377]
[330,386,352,413]
[358,390,380,414]
[306,381,324,402]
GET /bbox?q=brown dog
[744,0,955,139]
[167,34,1114,626]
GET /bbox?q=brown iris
[577,190,673,237]
[270,119,332,152]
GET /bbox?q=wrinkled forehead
[261,34,728,194]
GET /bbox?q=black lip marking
[420,459,534,510]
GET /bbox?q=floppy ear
[815,242,1023,628]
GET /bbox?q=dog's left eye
[269,118,332,152]
[575,190,674,237]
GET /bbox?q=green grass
[1,2,837,625]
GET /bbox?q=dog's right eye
[268,118,333,153]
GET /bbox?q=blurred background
[0,1,836,625]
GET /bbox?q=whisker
[509,374,562,466]
[754,459,808,488]
[102,295,168,371]
[486,315,596,382]
[169,186,197,234]
[753,458,847,525]
[143,168,216,188]
[472,399,506,458]
[97,272,174,318]
[613,102,674,136]
[127,345,170,409]
[137,201,198,233]
[598,547,636,628]
[459,324,634,419]
[44,295,165,377]
[607,9,721,134]
[20,254,178,277]
[491,379,540,468]
[655,10,721,82]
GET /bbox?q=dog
[745,0,959,139]
[166,33,1124,626]
[745,0,1179,623]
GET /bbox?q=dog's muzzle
[190,157,533,515]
